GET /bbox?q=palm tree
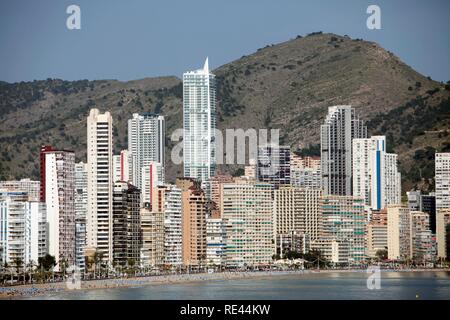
[375,249,388,262]
[93,250,104,278]
[27,260,36,284]
[13,257,23,274]
[59,258,68,279]
[38,254,56,282]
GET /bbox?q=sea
[25,271,450,300]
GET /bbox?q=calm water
[29,271,450,300]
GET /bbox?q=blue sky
[0,0,449,83]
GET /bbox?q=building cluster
[1,59,449,272]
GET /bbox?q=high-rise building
[410,211,434,262]
[0,179,40,202]
[273,186,322,255]
[367,209,388,258]
[273,186,320,232]
[152,185,182,266]
[320,195,368,263]
[86,109,114,264]
[183,58,216,182]
[421,193,436,233]
[407,190,436,233]
[40,146,76,268]
[112,182,141,267]
[387,205,411,260]
[407,190,422,211]
[27,201,47,265]
[0,191,47,265]
[113,150,133,184]
[436,209,450,260]
[300,188,323,242]
[141,162,164,207]
[220,181,275,267]
[257,145,291,186]
[321,105,367,196]
[74,162,87,270]
[290,154,321,189]
[206,211,227,267]
[140,207,164,268]
[128,113,165,196]
[436,153,450,259]
[201,174,234,213]
[352,136,401,210]
[179,185,208,267]
[274,186,300,239]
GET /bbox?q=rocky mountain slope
[0,32,449,192]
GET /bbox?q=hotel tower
[183,58,216,182]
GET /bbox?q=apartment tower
[86,109,114,264]
[321,105,367,195]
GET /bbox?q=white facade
[183,58,216,182]
[87,109,114,264]
[141,162,164,206]
[112,150,133,184]
[436,153,450,258]
[43,150,75,267]
[352,136,401,211]
[206,217,227,266]
[163,185,182,266]
[113,155,121,183]
[128,113,165,192]
[0,191,47,265]
[28,201,47,264]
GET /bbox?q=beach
[0,270,299,299]
[1,268,448,299]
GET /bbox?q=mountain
[0,32,449,192]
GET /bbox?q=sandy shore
[1,269,448,299]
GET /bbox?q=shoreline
[1,268,448,299]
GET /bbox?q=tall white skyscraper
[41,147,76,267]
[353,136,401,211]
[128,113,165,200]
[321,105,367,196]
[183,58,216,182]
[87,109,114,264]
[435,153,450,258]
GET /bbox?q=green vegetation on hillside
[0,33,449,190]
